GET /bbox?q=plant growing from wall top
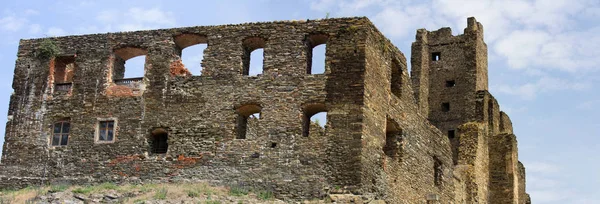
[36,39,60,59]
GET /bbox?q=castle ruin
[1,17,530,203]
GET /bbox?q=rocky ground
[0,182,384,204]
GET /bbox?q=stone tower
[411,17,529,203]
[411,17,488,146]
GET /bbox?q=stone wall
[411,18,529,203]
[2,16,529,203]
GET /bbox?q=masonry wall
[1,16,529,203]
[0,18,374,200]
[362,22,456,203]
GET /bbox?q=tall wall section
[1,17,374,200]
[411,17,530,203]
[360,20,456,203]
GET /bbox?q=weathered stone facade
[1,17,529,203]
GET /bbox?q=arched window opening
[306,34,328,74]
[113,47,147,81]
[390,58,402,98]
[52,120,70,146]
[175,34,208,76]
[242,37,266,76]
[236,104,262,139]
[384,117,402,160]
[302,103,327,137]
[150,128,168,154]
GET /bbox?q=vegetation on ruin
[36,38,60,59]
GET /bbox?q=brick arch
[113,47,147,61]
[174,33,208,50]
[302,103,327,137]
[306,33,328,48]
[242,36,267,52]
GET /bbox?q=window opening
[442,103,450,112]
[434,157,443,186]
[391,58,402,97]
[302,103,327,137]
[448,130,455,139]
[242,37,266,76]
[113,47,147,81]
[432,52,441,61]
[150,128,168,154]
[306,34,328,74]
[236,104,262,139]
[175,34,208,75]
[446,80,456,87]
[384,117,402,160]
[97,120,115,142]
[52,120,70,146]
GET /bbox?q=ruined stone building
[0,17,530,203]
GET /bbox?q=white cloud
[0,15,26,31]
[309,0,600,73]
[126,7,175,25]
[46,27,67,37]
[28,24,41,34]
[24,9,39,16]
[96,10,118,24]
[576,100,600,110]
[527,161,561,174]
[494,77,590,100]
[91,7,176,33]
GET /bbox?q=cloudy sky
[0,0,599,203]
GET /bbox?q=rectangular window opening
[432,52,441,61]
[446,80,456,87]
[97,120,116,143]
[51,120,70,146]
[441,103,450,112]
[448,130,455,139]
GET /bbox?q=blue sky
[0,0,598,203]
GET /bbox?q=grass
[228,186,248,197]
[72,186,94,194]
[49,184,68,193]
[153,188,168,200]
[0,182,283,203]
[257,190,273,200]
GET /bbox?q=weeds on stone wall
[36,39,60,59]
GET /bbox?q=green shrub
[36,39,60,59]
